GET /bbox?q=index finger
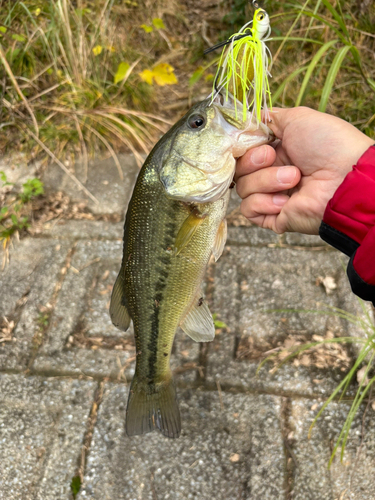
[235,144,276,181]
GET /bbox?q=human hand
[235,107,374,234]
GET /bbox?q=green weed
[260,299,375,467]
[0,171,44,258]
[220,0,375,136]
[70,475,81,498]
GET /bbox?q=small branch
[23,126,99,205]
[0,43,39,136]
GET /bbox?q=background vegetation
[0,0,374,467]
[0,0,374,159]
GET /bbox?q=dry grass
[0,0,179,168]
[1,0,374,167]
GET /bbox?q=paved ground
[1,154,375,500]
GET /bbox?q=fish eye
[257,13,264,21]
[188,114,206,130]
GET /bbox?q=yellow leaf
[152,18,165,30]
[140,24,153,33]
[92,45,103,56]
[139,69,154,85]
[114,62,130,84]
[152,63,178,86]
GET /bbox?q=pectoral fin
[180,293,215,342]
[175,208,206,255]
[109,272,131,332]
[212,218,227,262]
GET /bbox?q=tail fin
[126,376,181,438]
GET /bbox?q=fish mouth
[212,92,248,128]
[212,91,275,141]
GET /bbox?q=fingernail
[250,146,266,165]
[273,194,288,207]
[277,166,296,184]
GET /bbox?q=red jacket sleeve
[319,145,375,306]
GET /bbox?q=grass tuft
[260,299,375,467]
[0,0,171,169]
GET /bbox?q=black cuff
[320,222,375,307]
[319,221,359,257]
[347,252,375,307]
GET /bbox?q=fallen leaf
[152,18,165,29]
[357,365,370,386]
[139,69,154,85]
[101,270,110,281]
[316,276,337,295]
[12,34,26,42]
[140,24,153,33]
[300,355,310,366]
[152,63,178,86]
[114,62,130,84]
[312,334,324,342]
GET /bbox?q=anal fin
[212,218,227,262]
[180,292,215,342]
[109,271,131,332]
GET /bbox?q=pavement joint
[73,380,106,497]
[1,365,361,403]
[280,397,296,499]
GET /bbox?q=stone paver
[1,154,375,499]
[0,239,72,371]
[0,374,96,500]
[78,384,286,500]
[42,154,139,215]
[207,246,354,397]
[290,398,375,500]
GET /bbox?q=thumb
[268,107,292,140]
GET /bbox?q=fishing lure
[208,3,272,124]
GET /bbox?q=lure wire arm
[203,33,250,55]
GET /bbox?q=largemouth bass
[110,94,273,438]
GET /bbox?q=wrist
[322,144,375,245]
